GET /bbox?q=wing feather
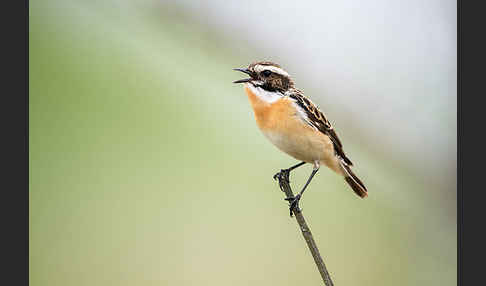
[288,90,353,166]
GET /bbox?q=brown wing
[289,90,353,166]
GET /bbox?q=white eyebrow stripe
[254,65,289,77]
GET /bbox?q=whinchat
[234,61,368,214]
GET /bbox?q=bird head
[233,61,294,93]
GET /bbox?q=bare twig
[275,169,334,286]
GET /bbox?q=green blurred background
[30,1,456,285]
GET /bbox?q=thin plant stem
[275,169,334,286]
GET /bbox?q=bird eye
[262,70,272,77]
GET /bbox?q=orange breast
[244,85,296,131]
[243,85,342,173]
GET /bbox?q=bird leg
[285,166,320,216]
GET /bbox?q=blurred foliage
[30,1,455,285]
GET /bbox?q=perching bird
[234,61,368,214]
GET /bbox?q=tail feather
[339,159,368,198]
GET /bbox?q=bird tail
[339,159,368,198]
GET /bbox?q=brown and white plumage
[234,61,368,199]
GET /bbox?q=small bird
[234,61,368,214]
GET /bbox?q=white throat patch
[246,83,282,104]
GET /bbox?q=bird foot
[273,169,291,193]
[284,194,301,217]
[273,168,290,182]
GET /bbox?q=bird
[233,61,368,215]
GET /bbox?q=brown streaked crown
[248,61,282,69]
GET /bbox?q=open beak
[233,68,253,83]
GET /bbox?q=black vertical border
[459,0,486,284]
[2,0,29,285]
